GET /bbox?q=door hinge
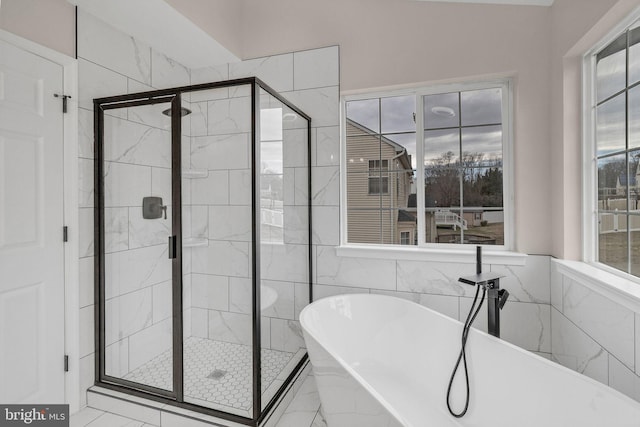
[54,93,72,113]
[64,355,69,372]
[63,226,68,242]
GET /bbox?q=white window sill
[336,245,527,266]
[553,259,640,313]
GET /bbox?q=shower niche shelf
[183,237,208,248]
[182,169,208,179]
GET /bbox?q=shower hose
[446,284,486,418]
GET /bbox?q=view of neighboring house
[346,119,415,244]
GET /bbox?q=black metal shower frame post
[93,77,313,427]
[170,94,184,400]
[251,80,262,422]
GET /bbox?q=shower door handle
[168,235,177,259]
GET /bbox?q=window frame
[367,159,390,195]
[340,79,514,252]
[583,10,640,282]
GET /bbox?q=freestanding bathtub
[300,294,640,427]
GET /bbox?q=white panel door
[0,39,65,403]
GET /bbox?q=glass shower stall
[93,77,311,425]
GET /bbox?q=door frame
[0,29,80,412]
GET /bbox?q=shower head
[162,107,192,117]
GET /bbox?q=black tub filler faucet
[458,246,509,338]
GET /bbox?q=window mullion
[416,94,426,246]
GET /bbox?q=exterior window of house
[368,160,389,194]
[588,19,640,277]
[400,231,411,245]
[344,81,510,248]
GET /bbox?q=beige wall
[163,0,243,59]
[0,0,75,57]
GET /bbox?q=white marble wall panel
[229,169,252,206]
[127,102,174,131]
[550,260,563,311]
[105,339,129,378]
[191,64,229,86]
[294,47,339,91]
[103,162,151,207]
[261,244,310,283]
[294,283,311,320]
[228,277,252,315]
[283,128,308,168]
[104,244,171,298]
[209,206,252,241]
[151,49,190,89]
[230,54,294,93]
[152,281,172,323]
[190,206,208,239]
[191,171,229,205]
[79,257,94,309]
[78,108,95,159]
[207,97,251,135]
[78,158,94,208]
[79,208,94,258]
[316,246,395,290]
[151,167,172,202]
[551,308,608,385]
[371,290,459,320]
[311,166,339,206]
[312,284,370,301]
[563,278,635,369]
[191,241,249,277]
[103,116,171,168]
[104,207,129,253]
[208,310,251,345]
[78,10,151,84]
[311,206,339,246]
[79,305,94,358]
[191,274,229,311]
[105,287,153,346]
[191,134,250,170]
[282,86,339,128]
[609,354,640,402]
[190,102,208,137]
[128,210,171,249]
[396,260,480,296]
[128,318,172,372]
[191,308,208,338]
[283,206,309,244]
[314,126,340,167]
[295,168,310,206]
[79,355,94,407]
[262,281,295,320]
[78,59,127,117]
[490,255,550,303]
[271,319,305,353]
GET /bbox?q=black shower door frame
[93,77,313,426]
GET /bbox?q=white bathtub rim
[300,293,640,422]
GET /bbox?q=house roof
[346,119,413,171]
[398,209,416,222]
[619,172,637,187]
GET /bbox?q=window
[368,160,389,194]
[588,18,640,278]
[343,81,511,248]
[400,231,411,245]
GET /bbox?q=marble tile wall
[77,9,193,406]
[550,260,640,402]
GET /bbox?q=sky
[345,88,503,169]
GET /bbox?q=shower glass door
[98,96,180,396]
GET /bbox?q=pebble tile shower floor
[124,337,294,411]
